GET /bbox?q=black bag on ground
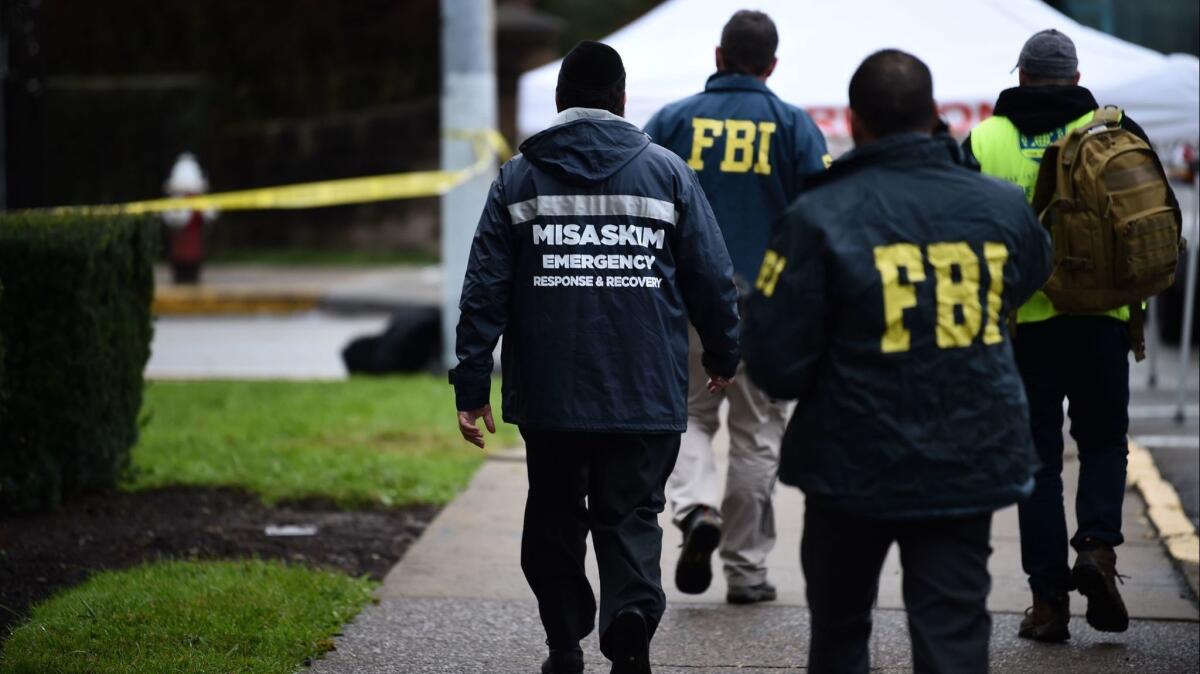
[342,306,442,374]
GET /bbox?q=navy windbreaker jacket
[743,133,1052,519]
[644,73,830,285]
[449,108,741,433]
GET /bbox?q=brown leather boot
[1018,593,1070,642]
[1073,544,1130,633]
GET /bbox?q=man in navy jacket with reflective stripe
[643,10,830,604]
[449,42,740,674]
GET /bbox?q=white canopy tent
[518,0,1200,419]
[517,0,1199,154]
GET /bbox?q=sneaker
[1072,544,1130,633]
[541,647,584,674]
[675,507,721,594]
[727,581,777,605]
[1018,593,1070,643]
[607,608,651,674]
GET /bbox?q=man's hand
[706,373,734,394]
[457,404,497,449]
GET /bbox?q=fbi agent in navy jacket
[744,50,1052,673]
[643,10,830,603]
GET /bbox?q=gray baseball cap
[1014,29,1079,78]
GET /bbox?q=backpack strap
[1030,144,1060,221]
[1129,302,1147,362]
[1057,108,1122,176]
[1092,106,1123,127]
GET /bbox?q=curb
[154,287,320,316]
[486,446,527,463]
[1128,440,1200,600]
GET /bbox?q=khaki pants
[666,328,791,588]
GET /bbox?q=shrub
[0,214,156,512]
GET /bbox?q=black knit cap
[557,41,625,93]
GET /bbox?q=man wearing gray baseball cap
[1013,28,1080,79]
[962,29,1152,644]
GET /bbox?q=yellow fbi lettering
[688,117,776,175]
[927,242,981,348]
[874,244,926,353]
[981,242,1008,345]
[755,249,787,297]
[873,241,1008,353]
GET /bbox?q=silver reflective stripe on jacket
[507,194,678,226]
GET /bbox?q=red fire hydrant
[162,153,215,284]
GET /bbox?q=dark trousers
[802,502,993,674]
[1014,316,1129,599]
[520,428,680,658]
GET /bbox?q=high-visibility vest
[970,112,1130,324]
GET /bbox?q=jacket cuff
[701,350,740,380]
[448,370,491,411]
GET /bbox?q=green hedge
[0,214,156,512]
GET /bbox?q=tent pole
[1174,176,1199,424]
[1146,295,1159,389]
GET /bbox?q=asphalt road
[1131,342,1200,531]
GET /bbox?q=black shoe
[1073,544,1130,633]
[541,647,584,674]
[675,507,721,594]
[608,608,651,674]
[726,581,777,605]
[1018,593,1070,643]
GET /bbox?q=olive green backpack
[1030,106,1185,360]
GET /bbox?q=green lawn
[0,377,512,671]
[126,376,516,507]
[0,560,374,674]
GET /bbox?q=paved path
[146,313,390,380]
[312,432,1199,673]
[154,264,442,313]
[147,264,438,379]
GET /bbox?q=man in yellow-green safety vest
[963,29,1152,645]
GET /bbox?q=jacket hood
[704,72,775,96]
[518,108,651,187]
[808,133,963,190]
[840,132,963,167]
[993,85,1098,136]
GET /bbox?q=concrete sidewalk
[153,264,441,315]
[146,263,442,379]
[311,434,1199,673]
[146,313,391,380]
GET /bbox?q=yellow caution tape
[41,129,512,216]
